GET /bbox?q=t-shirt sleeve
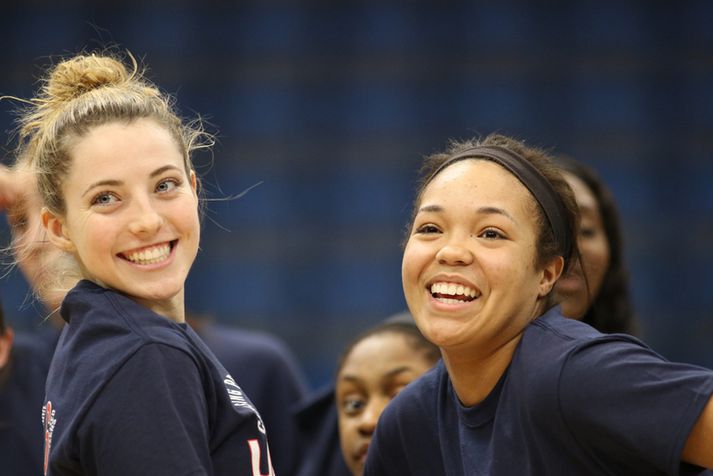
[77,343,212,476]
[557,337,713,474]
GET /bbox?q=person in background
[364,134,713,474]
[295,312,439,476]
[11,50,274,475]
[553,155,637,335]
[335,314,440,476]
[0,163,53,475]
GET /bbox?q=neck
[138,293,186,323]
[441,333,522,406]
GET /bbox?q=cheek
[176,199,201,235]
[402,241,428,282]
[337,413,357,451]
[580,238,610,280]
[401,247,416,288]
[72,218,113,260]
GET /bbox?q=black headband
[429,145,572,262]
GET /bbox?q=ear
[538,256,565,298]
[0,327,14,370]
[188,170,201,197]
[41,207,75,253]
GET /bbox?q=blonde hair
[12,50,211,216]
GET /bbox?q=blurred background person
[0,164,52,475]
[296,312,439,476]
[0,293,51,475]
[553,156,637,335]
[335,315,440,476]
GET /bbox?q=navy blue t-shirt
[365,307,713,476]
[43,280,274,476]
[0,331,54,475]
[197,321,308,475]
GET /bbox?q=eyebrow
[418,204,517,223]
[383,366,413,379]
[81,165,182,198]
[339,366,414,385]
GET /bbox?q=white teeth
[125,243,171,265]
[430,281,479,299]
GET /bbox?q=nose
[357,398,388,436]
[127,198,163,236]
[436,240,474,266]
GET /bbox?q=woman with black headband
[364,134,713,475]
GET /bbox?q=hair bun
[46,54,129,102]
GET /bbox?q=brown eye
[479,228,504,240]
[415,224,440,234]
[341,396,366,416]
[579,226,597,239]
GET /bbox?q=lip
[425,274,479,292]
[425,274,481,310]
[353,442,370,465]
[117,240,177,269]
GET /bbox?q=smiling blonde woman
[8,51,274,476]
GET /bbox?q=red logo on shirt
[42,401,56,475]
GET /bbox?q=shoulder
[86,342,205,421]
[378,361,443,433]
[100,342,203,397]
[61,281,195,356]
[509,308,654,410]
[365,363,445,475]
[517,307,643,377]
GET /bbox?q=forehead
[67,119,184,174]
[563,172,598,213]
[339,333,415,375]
[421,159,535,211]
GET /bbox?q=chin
[559,301,587,320]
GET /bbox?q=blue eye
[92,192,118,206]
[156,179,179,193]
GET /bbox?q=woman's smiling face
[43,118,200,321]
[402,159,559,354]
